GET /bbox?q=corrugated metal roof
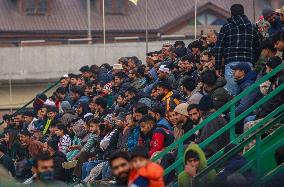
[0,0,270,32]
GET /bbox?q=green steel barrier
[152,62,284,177]
[194,115,284,183]
[260,163,284,184]
[0,79,60,125]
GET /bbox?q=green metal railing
[260,163,284,184]
[152,62,284,176]
[194,114,284,184]
[0,79,60,125]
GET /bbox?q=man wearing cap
[174,103,196,143]
[158,64,178,90]
[214,4,261,96]
[231,62,261,133]
[262,7,284,36]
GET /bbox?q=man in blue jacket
[231,62,262,133]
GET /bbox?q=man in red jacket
[139,115,174,157]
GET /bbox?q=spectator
[178,143,215,187]
[18,130,44,158]
[112,72,131,99]
[23,153,67,186]
[180,77,203,104]
[201,70,233,110]
[70,86,90,109]
[23,111,37,133]
[126,113,140,151]
[214,4,261,96]
[272,30,284,59]
[262,7,284,36]
[156,81,180,112]
[109,151,131,185]
[157,65,178,90]
[206,30,218,50]
[93,96,109,120]
[54,124,71,155]
[139,115,174,157]
[196,96,229,157]
[148,104,173,131]
[128,146,164,187]
[173,103,196,143]
[231,62,262,133]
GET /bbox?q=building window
[105,0,127,15]
[25,0,49,15]
[189,12,226,26]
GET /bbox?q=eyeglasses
[112,162,128,170]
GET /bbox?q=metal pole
[253,0,256,23]
[145,0,149,54]
[194,0,197,40]
[9,74,12,113]
[87,0,92,41]
[103,0,106,61]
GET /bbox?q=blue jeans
[81,160,103,180]
[224,62,253,96]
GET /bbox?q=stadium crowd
[0,3,284,187]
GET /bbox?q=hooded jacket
[156,117,173,132]
[214,15,261,70]
[128,161,164,187]
[207,77,233,110]
[178,144,216,187]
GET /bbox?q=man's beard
[156,93,165,100]
[117,171,130,184]
[192,117,201,125]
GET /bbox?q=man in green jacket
[178,143,216,187]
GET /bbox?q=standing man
[214,4,261,96]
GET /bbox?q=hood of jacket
[236,71,257,86]
[228,15,251,30]
[184,143,207,172]
[156,117,173,131]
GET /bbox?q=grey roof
[0,0,270,33]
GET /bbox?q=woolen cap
[174,103,189,117]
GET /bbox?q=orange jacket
[128,161,165,187]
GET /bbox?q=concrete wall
[0,40,190,80]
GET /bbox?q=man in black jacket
[0,144,15,177]
[214,4,261,96]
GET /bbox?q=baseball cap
[230,62,251,74]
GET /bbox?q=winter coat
[156,118,173,132]
[207,77,233,110]
[214,15,261,70]
[181,119,196,144]
[131,78,147,91]
[197,111,229,158]
[235,71,262,116]
[161,91,180,112]
[178,144,216,187]
[0,154,15,177]
[268,16,283,36]
[128,161,165,187]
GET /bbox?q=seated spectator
[178,143,215,187]
[109,151,131,186]
[196,95,229,157]
[128,146,164,187]
[126,113,140,151]
[23,153,67,186]
[201,70,233,110]
[138,115,174,157]
[174,103,196,143]
[54,124,72,155]
[180,77,203,104]
[112,72,131,99]
[148,104,173,131]
[156,81,180,112]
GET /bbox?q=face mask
[38,171,54,182]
